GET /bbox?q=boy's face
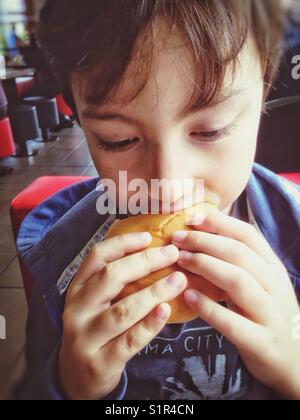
[72,22,264,215]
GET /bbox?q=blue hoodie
[14,164,300,400]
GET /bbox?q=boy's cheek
[207,135,257,210]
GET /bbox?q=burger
[105,203,225,324]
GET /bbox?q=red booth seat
[279,173,300,186]
[0,117,16,158]
[10,176,91,302]
[16,77,36,96]
[10,176,91,239]
[10,173,300,303]
[55,94,74,117]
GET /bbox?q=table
[1,68,36,107]
[0,68,35,80]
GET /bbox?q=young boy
[15,0,300,400]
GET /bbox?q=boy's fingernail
[178,251,193,262]
[185,290,199,304]
[186,215,205,226]
[172,231,188,242]
[155,303,170,321]
[160,245,178,257]
[134,232,152,242]
[167,272,185,288]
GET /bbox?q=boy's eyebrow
[82,89,243,125]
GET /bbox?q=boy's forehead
[103,24,196,111]
[73,24,262,119]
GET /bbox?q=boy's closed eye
[94,120,240,153]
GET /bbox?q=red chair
[16,77,36,97]
[10,176,91,302]
[279,173,300,186]
[0,117,16,158]
[10,173,300,303]
[55,94,74,118]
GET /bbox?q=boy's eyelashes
[191,122,238,143]
[94,122,238,153]
[95,137,139,152]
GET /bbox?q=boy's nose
[145,142,203,212]
[148,142,187,180]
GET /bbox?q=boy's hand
[172,211,300,400]
[59,232,187,400]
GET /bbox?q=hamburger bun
[106,203,225,324]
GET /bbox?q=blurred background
[0,0,299,401]
[0,1,45,58]
[0,0,97,401]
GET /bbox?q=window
[0,0,27,54]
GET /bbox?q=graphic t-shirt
[126,318,251,400]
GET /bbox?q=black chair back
[256,96,300,173]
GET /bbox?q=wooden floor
[0,124,97,399]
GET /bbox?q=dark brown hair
[38,0,285,115]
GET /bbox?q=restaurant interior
[0,0,299,400]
